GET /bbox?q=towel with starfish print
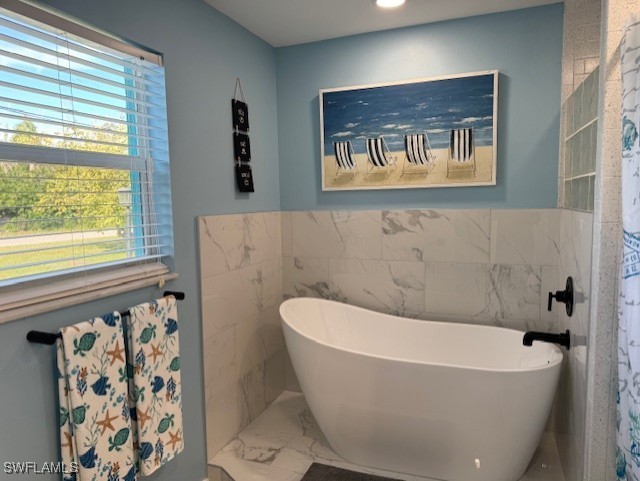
[125,296,183,475]
[56,312,136,481]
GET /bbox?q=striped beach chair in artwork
[447,127,476,177]
[333,141,357,178]
[365,137,396,177]
[402,133,435,176]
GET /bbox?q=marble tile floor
[209,391,565,481]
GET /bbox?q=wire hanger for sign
[234,77,247,104]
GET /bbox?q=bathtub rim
[280,297,563,374]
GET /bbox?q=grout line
[564,117,599,142]
[565,172,597,181]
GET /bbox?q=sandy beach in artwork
[323,146,495,189]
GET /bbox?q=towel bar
[26,291,185,345]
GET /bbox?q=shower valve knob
[547,276,574,317]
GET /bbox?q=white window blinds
[0,2,173,286]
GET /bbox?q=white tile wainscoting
[199,208,593,475]
[199,212,286,459]
[555,208,594,481]
[284,209,573,332]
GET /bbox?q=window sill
[0,263,178,325]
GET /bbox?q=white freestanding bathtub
[280,298,562,481]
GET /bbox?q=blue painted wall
[0,3,565,481]
[276,4,564,211]
[0,0,279,480]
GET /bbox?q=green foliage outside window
[0,120,132,233]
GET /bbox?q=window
[0,1,173,290]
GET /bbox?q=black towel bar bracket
[26,291,185,345]
[26,330,61,344]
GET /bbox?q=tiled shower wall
[558,0,602,208]
[563,68,599,212]
[556,69,598,481]
[556,0,601,479]
[554,209,594,481]
[198,213,285,460]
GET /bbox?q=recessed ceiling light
[375,0,406,8]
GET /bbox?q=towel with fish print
[56,312,136,481]
[126,296,183,476]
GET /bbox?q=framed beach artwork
[320,70,498,191]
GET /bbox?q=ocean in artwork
[320,72,497,190]
[322,73,495,154]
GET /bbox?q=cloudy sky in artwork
[322,73,495,154]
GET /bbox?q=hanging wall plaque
[232,99,249,132]
[232,78,249,132]
[234,132,251,163]
[232,78,254,193]
[235,163,255,192]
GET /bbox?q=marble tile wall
[556,0,602,479]
[199,207,594,472]
[282,209,562,333]
[554,209,594,481]
[207,465,234,481]
[198,212,286,460]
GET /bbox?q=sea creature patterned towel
[56,313,136,481]
[125,296,183,475]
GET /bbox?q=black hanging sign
[232,78,249,132]
[235,163,255,192]
[232,99,249,132]
[234,132,251,163]
[233,78,254,193]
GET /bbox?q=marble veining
[199,212,286,459]
[555,208,594,480]
[283,208,564,332]
[487,264,542,321]
[283,257,336,301]
[201,258,282,339]
[201,208,573,464]
[283,257,424,317]
[291,211,381,260]
[422,262,541,324]
[203,326,236,401]
[239,364,267,428]
[328,259,425,317]
[199,212,282,279]
[490,209,561,267]
[210,391,566,481]
[382,209,491,263]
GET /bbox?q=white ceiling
[203,0,561,47]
